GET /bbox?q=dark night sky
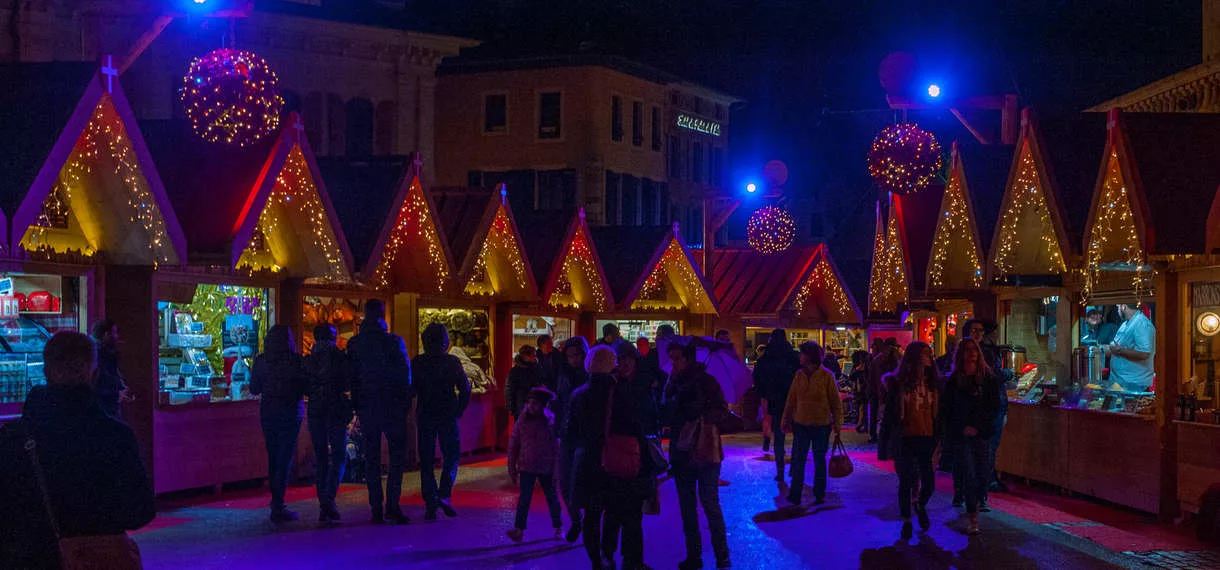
[397,0,1202,291]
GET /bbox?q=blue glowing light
[746,183,758,193]
[927,84,941,98]
[193,0,208,4]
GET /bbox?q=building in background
[434,54,739,244]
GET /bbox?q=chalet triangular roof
[791,245,863,325]
[617,224,717,314]
[364,157,458,294]
[434,185,538,301]
[926,142,986,294]
[538,209,614,311]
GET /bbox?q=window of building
[611,95,623,142]
[711,147,725,187]
[668,136,682,179]
[538,92,562,139]
[538,169,577,211]
[605,171,621,225]
[642,179,657,225]
[484,94,507,134]
[651,107,662,151]
[622,175,640,226]
[375,101,397,155]
[345,98,374,158]
[692,142,704,183]
[632,101,643,147]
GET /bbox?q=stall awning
[521,208,614,312]
[434,184,537,302]
[593,223,718,314]
[712,244,861,326]
[0,61,187,266]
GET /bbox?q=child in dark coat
[506,387,563,542]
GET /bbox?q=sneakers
[385,507,410,525]
[565,522,582,543]
[967,514,981,535]
[914,502,931,531]
[506,528,524,543]
[979,499,991,513]
[438,499,458,517]
[269,508,299,523]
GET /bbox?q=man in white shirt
[1107,304,1155,391]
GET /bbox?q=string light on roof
[992,142,1066,276]
[867,204,888,313]
[928,166,982,290]
[795,255,852,321]
[372,180,450,293]
[868,200,908,314]
[867,123,944,195]
[549,225,608,311]
[464,204,528,296]
[1082,151,1147,302]
[181,48,283,147]
[632,239,712,312]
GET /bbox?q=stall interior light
[1198,312,1220,337]
[835,326,847,331]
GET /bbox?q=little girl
[506,387,563,542]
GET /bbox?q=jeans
[789,423,832,502]
[771,412,787,478]
[955,437,992,514]
[418,418,461,508]
[602,499,644,568]
[261,414,302,511]
[515,472,563,530]
[675,463,728,562]
[990,413,1007,495]
[867,395,880,439]
[308,414,348,507]
[363,414,407,511]
[895,436,936,519]
[559,438,580,525]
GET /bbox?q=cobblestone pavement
[133,433,1208,569]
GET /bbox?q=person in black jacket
[413,323,472,520]
[90,319,126,419]
[250,324,308,523]
[537,334,563,392]
[751,328,800,482]
[556,336,590,542]
[941,338,1001,536]
[347,299,413,525]
[506,344,544,420]
[304,324,354,523]
[0,332,155,570]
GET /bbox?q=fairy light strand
[795,255,853,322]
[879,202,909,311]
[992,141,1066,276]
[464,204,529,296]
[371,179,450,293]
[548,225,609,311]
[928,164,983,290]
[181,48,283,147]
[632,239,713,312]
[867,205,888,313]
[1082,151,1147,302]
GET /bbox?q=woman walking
[250,325,308,523]
[781,342,843,507]
[942,338,1002,535]
[879,341,940,537]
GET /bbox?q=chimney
[1206,0,1220,63]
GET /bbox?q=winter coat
[623,366,665,437]
[664,363,729,470]
[0,386,155,569]
[347,319,412,421]
[867,350,899,398]
[505,358,544,419]
[250,351,308,421]
[94,344,125,417]
[567,374,649,507]
[941,370,1002,442]
[303,340,354,423]
[508,408,559,476]
[879,371,942,459]
[752,341,800,415]
[411,330,471,423]
[553,364,588,436]
[782,367,843,429]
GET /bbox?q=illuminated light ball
[746,206,796,255]
[746,183,757,193]
[181,48,283,147]
[927,83,941,98]
[867,123,944,195]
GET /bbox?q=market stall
[144,113,353,493]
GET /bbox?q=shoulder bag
[828,433,854,478]
[601,385,641,479]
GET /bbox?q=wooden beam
[950,108,992,145]
[118,15,174,74]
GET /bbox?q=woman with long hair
[880,341,939,537]
[942,337,1001,535]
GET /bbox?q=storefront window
[157,284,271,406]
[0,274,84,406]
[1002,297,1058,404]
[511,314,574,354]
[1188,283,1220,422]
[1064,302,1156,414]
[419,307,494,394]
[301,296,367,353]
[744,327,823,367]
[824,327,867,370]
[597,319,679,345]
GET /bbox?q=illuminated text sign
[676,114,721,136]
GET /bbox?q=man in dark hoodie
[506,344,544,420]
[0,332,155,569]
[348,299,413,524]
[413,323,471,520]
[752,328,800,482]
[304,324,354,523]
[90,319,126,419]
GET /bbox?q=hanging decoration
[867,123,944,195]
[181,48,283,147]
[927,164,983,290]
[371,180,450,293]
[992,142,1066,276]
[464,204,529,296]
[1082,151,1147,302]
[549,225,609,311]
[746,205,796,254]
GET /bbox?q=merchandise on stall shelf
[420,308,493,393]
[301,296,364,353]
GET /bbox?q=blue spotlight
[746,183,758,193]
[927,83,942,98]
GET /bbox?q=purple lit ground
[134,433,1203,569]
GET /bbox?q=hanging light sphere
[181,48,283,147]
[867,123,944,195]
[747,206,796,255]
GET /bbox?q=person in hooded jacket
[347,299,413,525]
[304,324,354,523]
[413,323,472,520]
[556,336,591,542]
[250,324,309,523]
[506,386,563,543]
[0,332,154,570]
[506,344,544,420]
[751,328,800,482]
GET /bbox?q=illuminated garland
[371,180,450,292]
[1082,151,1147,302]
[867,123,944,195]
[927,165,982,290]
[746,206,796,255]
[24,95,174,266]
[236,147,348,282]
[879,202,909,311]
[463,204,529,296]
[181,48,283,147]
[992,142,1066,276]
[548,225,609,311]
[631,239,713,312]
[794,255,853,322]
[867,204,888,313]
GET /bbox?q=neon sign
[676,114,721,136]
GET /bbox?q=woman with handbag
[781,341,843,507]
[880,341,940,538]
[665,342,731,570]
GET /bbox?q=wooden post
[104,266,157,483]
[1158,268,1182,521]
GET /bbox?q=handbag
[678,416,722,469]
[25,436,144,570]
[828,434,854,478]
[601,385,641,479]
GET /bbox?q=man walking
[413,323,472,520]
[752,329,800,482]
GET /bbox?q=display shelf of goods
[181,48,283,147]
[867,123,944,195]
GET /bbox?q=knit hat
[586,345,618,375]
[614,342,640,362]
